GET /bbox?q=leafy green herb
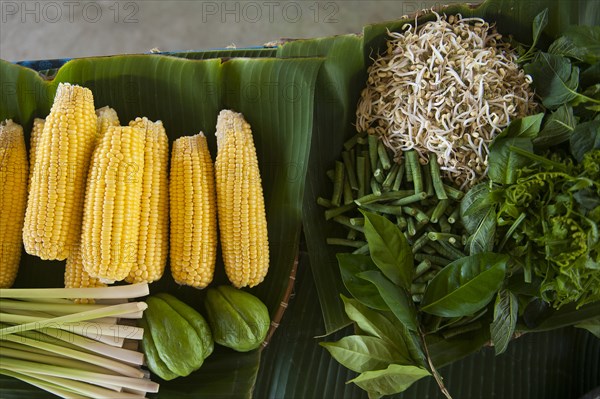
[492,113,544,142]
[524,52,582,109]
[468,208,497,255]
[338,254,390,311]
[548,36,586,61]
[490,289,519,355]
[362,210,414,289]
[563,25,600,64]
[569,120,600,161]
[575,318,600,338]
[420,253,509,317]
[488,137,534,184]
[534,104,577,147]
[517,8,548,64]
[347,364,430,397]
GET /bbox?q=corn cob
[169,133,217,288]
[27,118,44,190]
[0,120,29,288]
[23,83,97,260]
[64,242,106,303]
[81,125,145,282]
[95,106,120,140]
[125,117,169,284]
[215,110,269,288]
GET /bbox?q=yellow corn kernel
[169,133,217,288]
[64,242,106,304]
[0,120,29,287]
[125,117,169,284]
[28,118,44,190]
[23,83,97,260]
[215,110,269,288]
[95,106,120,140]
[81,125,145,282]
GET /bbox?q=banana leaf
[0,54,322,398]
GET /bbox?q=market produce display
[318,8,600,398]
[0,1,598,398]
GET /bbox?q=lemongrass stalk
[0,284,149,300]
[1,334,144,378]
[4,309,118,324]
[20,297,74,304]
[0,340,70,358]
[0,302,146,337]
[9,369,147,399]
[0,313,143,340]
[20,327,144,365]
[1,357,159,393]
[0,369,88,399]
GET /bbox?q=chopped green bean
[415,269,439,283]
[347,228,358,240]
[370,178,382,196]
[356,190,414,206]
[439,240,466,258]
[343,134,358,150]
[439,215,452,233]
[414,253,450,266]
[350,217,364,226]
[382,163,400,190]
[325,203,356,220]
[356,136,367,145]
[443,183,464,200]
[411,283,427,295]
[414,259,433,278]
[431,199,450,223]
[327,238,367,248]
[342,151,359,190]
[331,161,345,207]
[411,233,430,253]
[356,156,366,198]
[374,168,385,184]
[412,294,424,302]
[406,151,422,193]
[407,217,417,236]
[377,140,391,170]
[427,241,462,260]
[429,156,448,200]
[343,177,354,205]
[422,163,435,198]
[448,207,460,224]
[333,215,365,233]
[427,232,462,242]
[392,192,427,206]
[405,153,413,182]
[353,243,370,255]
[396,216,407,230]
[360,203,404,216]
[317,197,333,208]
[368,135,379,172]
[393,164,405,191]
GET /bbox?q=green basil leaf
[524,52,580,109]
[548,36,586,61]
[348,364,430,396]
[575,318,600,338]
[341,296,425,366]
[530,8,548,49]
[361,210,414,289]
[490,289,519,355]
[319,335,407,373]
[534,104,577,147]
[488,137,534,184]
[421,253,509,317]
[492,113,545,142]
[460,182,493,230]
[468,208,497,255]
[338,254,390,311]
[357,270,418,331]
[563,25,600,64]
[569,120,600,162]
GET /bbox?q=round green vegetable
[141,293,213,380]
[204,285,270,352]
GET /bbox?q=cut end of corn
[169,133,217,289]
[23,83,97,260]
[215,110,269,288]
[95,106,120,140]
[0,119,29,288]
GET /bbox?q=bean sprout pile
[356,12,538,188]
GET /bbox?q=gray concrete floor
[0,0,457,61]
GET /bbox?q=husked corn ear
[28,118,44,190]
[0,120,28,288]
[81,125,145,282]
[215,110,269,288]
[64,242,106,304]
[125,117,169,284]
[95,106,120,140]
[170,133,217,288]
[23,83,97,260]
